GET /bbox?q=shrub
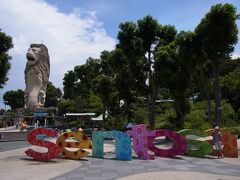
[184,109,211,131]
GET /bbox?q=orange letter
[56,131,92,160]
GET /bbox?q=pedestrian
[212,126,223,158]
[37,120,40,128]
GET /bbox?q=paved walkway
[0,141,240,180]
[51,154,240,180]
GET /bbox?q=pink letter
[148,130,186,157]
[127,124,155,160]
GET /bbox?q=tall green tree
[3,89,25,109]
[221,66,240,119]
[92,74,114,125]
[110,48,136,122]
[117,16,177,129]
[63,58,101,100]
[63,70,77,99]
[45,82,62,107]
[0,30,13,88]
[155,31,196,128]
[195,3,238,126]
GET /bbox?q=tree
[221,66,240,119]
[110,48,136,122]
[63,70,77,100]
[58,99,77,115]
[92,74,114,125]
[195,3,238,126]
[45,82,62,107]
[117,16,177,129]
[155,31,196,128]
[0,30,13,88]
[3,89,25,109]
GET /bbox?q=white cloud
[0,0,115,107]
[0,0,115,108]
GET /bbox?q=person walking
[212,126,223,158]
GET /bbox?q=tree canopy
[3,89,25,109]
[42,3,240,131]
[195,3,239,126]
[0,30,13,88]
[45,81,62,107]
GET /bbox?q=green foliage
[221,101,237,127]
[155,31,196,128]
[221,66,240,114]
[58,99,77,115]
[59,5,240,131]
[195,3,239,125]
[195,3,238,60]
[156,108,177,130]
[45,81,62,107]
[221,58,240,76]
[85,95,102,113]
[3,89,25,109]
[104,115,125,130]
[133,107,148,125]
[0,30,13,88]
[184,109,211,131]
[225,126,240,135]
[118,15,177,129]
[63,70,77,99]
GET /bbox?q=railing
[0,131,27,142]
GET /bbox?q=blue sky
[0,0,239,109]
[47,0,240,38]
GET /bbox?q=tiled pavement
[51,155,240,180]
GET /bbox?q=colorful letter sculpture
[178,129,213,157]
[205,128,238,158]
[127,124,155,160]
[25,126,239,162]
[148,129,187,157]
[92,131,132,160]
[92,131,104,158]
[56,131,92,160]
[25,128,60,161]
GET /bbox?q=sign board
[33,110,48,117]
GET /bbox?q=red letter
[25,128,60,161]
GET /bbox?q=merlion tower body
[24,44,50,110]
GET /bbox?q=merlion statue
[24,44,50,110]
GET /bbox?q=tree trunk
[207,96,212,123]
[199,69,212,122]
[149,100,156,130]
[147,49,158,130]
[175,98,185,129]
[102,103,106,128]
[213,63,222,126]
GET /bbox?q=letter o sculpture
[148,130,186,157]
